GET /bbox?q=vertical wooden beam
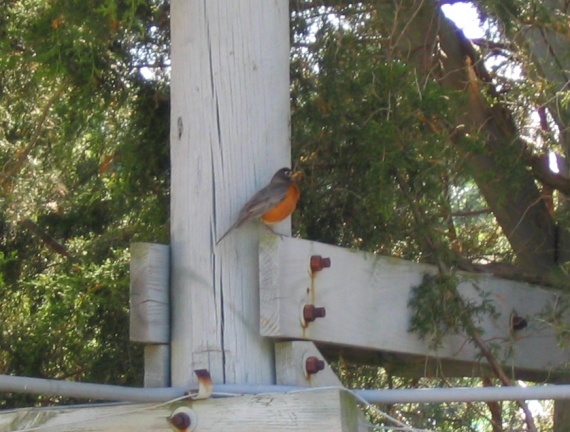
[170,0,290,386]
[276,341,343,387]
[130,243,170,387]
[129,243,170,344]
[143,345,170,388]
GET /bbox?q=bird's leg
[262,223,286,239]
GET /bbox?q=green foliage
[291,3,506,264]
[0,0,169,408]
[0,249,143,408]
[335,361,553,431]
[408,273,499,350]
[0,2,566,431]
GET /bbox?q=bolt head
[310,255,331,272]
[170,412,191,430]
[303,304,326,323]
[511,315,528,331]
[305,356,325,374]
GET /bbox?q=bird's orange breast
[260,184,300,224]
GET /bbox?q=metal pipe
[218,384,570,403]
[353,385,570,404]
[0,374,189,403]
[1,374,570,404]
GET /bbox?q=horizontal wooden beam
[259,234,570,377]
[0,389,358,432]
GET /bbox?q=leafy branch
[0,81,67,191]
[398,169,538,432]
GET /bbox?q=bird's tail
[215,221,239,245]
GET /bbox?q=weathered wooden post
[169,0,290,386]
[129,242,170,387]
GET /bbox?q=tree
[0,0,170,407]
[290,0,570,430]
[292,0,570,278]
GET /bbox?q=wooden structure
[129,243,170,387]
[261,235,570,379]
[1,0,570,430]
[2,230,569,429]
[0,388,358,432]
[169,0,290,387]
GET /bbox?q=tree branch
[451,208,492,217]
[396,159,538,432]
[20,219,69,257]
[466,318,537,432]
[0,82,67,190]
[482,377,503,432]
[525,151,570,195]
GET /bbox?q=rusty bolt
[170,412,191,430]
[303,304,326,323]
[510,314,528,331]
[305,356,325,375]
[310,255,331,273]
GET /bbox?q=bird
[216,167,301,244]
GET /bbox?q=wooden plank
[276,341,343,388]
[0,389,358,432]
[275,341,371,432]
[260,235,570,375]
[129,243,169,344]
[169,0,290,386]
[144,345,170,388]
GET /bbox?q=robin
[216,167,301,244]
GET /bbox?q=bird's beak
[291,171,303,182]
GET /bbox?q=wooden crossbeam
[0,389,358,432]
[260,234,570,377]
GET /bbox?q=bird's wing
[216,182,290,245]
[234,182,290,227]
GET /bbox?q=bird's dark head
[271,167,303,184]
[272,167,292,183]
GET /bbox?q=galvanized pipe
[0,374,569,404]
[0,374,188,403]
